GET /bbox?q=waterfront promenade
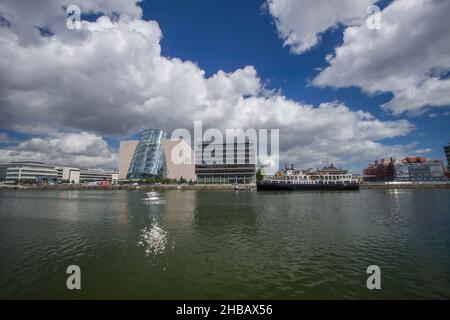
[0,183,256,191]
[1,182,449,191]
[360,181,450,189]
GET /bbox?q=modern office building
[394,157,446,182]
[162,139,196,182]
[195,140,256,184]
[127,129,168,179]
[5,161,59,183]
[56,166,81,183]
[3,161,117,184]
[119,129,259,183]
[120,129,196,181]
[445,143,450,169]
[79,168,118,183]
[118,140,139,179]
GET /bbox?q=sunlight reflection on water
[142,191,166,205]
[138,222,174,256]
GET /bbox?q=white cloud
[0,0,142,45]
[414,148,433,154]
[0,132,117,169]
[266,0,374,54]
[282,141,419,170]
[234,98,415,168]
[0,0,419,170]
[313,0,450,114]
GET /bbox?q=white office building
[79,168,118,183]
[3,161,118,184]
[6,162,58,183]
[56,166,81,183]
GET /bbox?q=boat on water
[257,164,359,191]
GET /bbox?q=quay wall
[0,183,256,191]
[2,182,449,190]
[361,182,450,189]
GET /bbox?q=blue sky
[139,0,448,161]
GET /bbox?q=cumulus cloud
[0,0,142,45]
[282,141,419,170]
[0,132,117,169]
[414,148,433,154]
[312,0,450,114]
[231,98,415,168]
[266,0,375,54]
[0,0,418,170]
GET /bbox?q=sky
[0,0,449,172]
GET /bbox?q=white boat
[257,165,359,191]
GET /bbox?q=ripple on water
[142,192,166,205]
[138,222,175,257]
[1,189,450,299]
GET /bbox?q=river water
[0,189,449,299]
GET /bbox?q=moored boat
[257,164,359,191]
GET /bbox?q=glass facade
[127,129,168,179]
[394,162,446,182]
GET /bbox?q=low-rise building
[5,161,58,183]
[394,158,446,182]
[362,158,395,182]
[364,156,447,182]
[2,161,117,184]
[79,168,118,183]
[56,166,81,183]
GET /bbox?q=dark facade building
[445,143,450,169]
[127,129,168,179]
[0,163,10,181]
[195,140,256,184]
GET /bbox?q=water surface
[0,189,449,299]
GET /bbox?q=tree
[256,168,264,182]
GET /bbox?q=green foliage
[256,168,264,182]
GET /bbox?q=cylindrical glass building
[127,129,168,179]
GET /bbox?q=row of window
[197,172,255,176]
[7,169,57,173]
